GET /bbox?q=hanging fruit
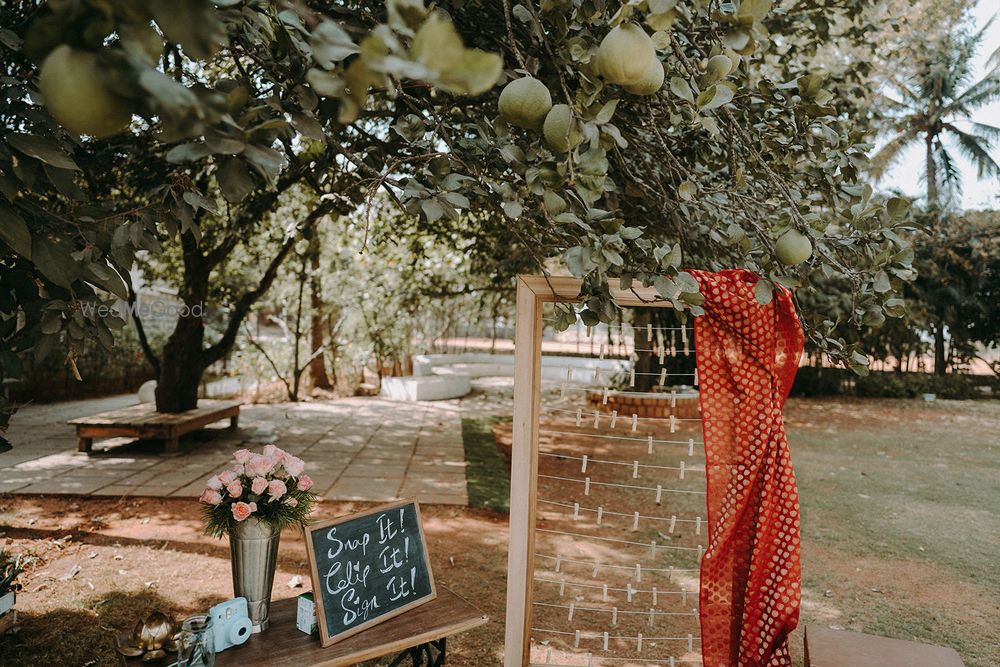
[542,104,584,152]
[38,45,134,138]
[497,76,552,129]
[624,56,665,95]
[597,23,658,87]
[775,229,813,265]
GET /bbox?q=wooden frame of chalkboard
[303,498,437,647]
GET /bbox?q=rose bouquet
[200,444,318,538]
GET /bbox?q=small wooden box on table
[69,399,241,454]
[215,587,486,667]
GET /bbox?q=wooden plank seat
[68,399,241,454]
[805,625,966,667]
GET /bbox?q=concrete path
[0,394,476,505]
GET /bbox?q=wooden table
[214,588,487,667]
[68,399,241,454]
[805,625,965,667]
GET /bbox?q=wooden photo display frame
[304,498,437,647]
[504,275,700,667]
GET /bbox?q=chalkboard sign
[303,499,437,646]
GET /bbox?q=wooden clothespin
[669,515,677,534]
[679,460,686,479]
[632,511,640,531]
[671,390,677,407]
[567,602,575,621]
[574,630,581,648]
[696,516,702,535]
[597,506,604,525]
[581,454,589,473]
[611,607,618,626]
[648,608,655,626]
[655,484,663,505]
[627,583,634,603]
[593,410,601,429]
[631,413,638,432]
[632,460,639,479]
[635,563,642,583]
[610,410,618,428]
[602,583,609,602]
[584,477,591,495]
[637,633,643,652]
[688,438,695,456]
[629,368,636,387]
[647,434,654,454]
[659,368,667,386]
[601,387,609,405]
[576,408,582,427]
[669,415,677,433]
[652,586,658,606]
[572,502,580,520]
[602,632,609,651]
[555,556,562,573]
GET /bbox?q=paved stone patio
[0,390,504,505]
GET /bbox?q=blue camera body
[208,597,254,653]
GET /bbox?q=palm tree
[872,21,1000,209]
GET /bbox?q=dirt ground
[1,397,998,667]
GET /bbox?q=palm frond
[936,144,963,200]
[871,128,921,179]
[970,121,1000,142]
[949,72,1000,114]
[947,125,1000,179]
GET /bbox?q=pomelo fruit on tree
[498,76,552,129]
[624,56,665,95]
[39,45,134,138]
[597,23,657,87]
[542,104,583,152]
[775,229,813,265]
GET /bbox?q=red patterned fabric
[690,269,804,667]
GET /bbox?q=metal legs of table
[387,638,446,666]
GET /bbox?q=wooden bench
[69,399,241,454]
[805,625,965,667]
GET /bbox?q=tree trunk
[934,320,947,375]
[155,270,208,414]
[308,234,332,390]
[633,310,655,392]
[925,134,938,210]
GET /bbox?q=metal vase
[229,518,280,633]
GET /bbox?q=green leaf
[565,245,596,276]
[754,280,773,305]
[696,84,733,112]
[311,20,359,67]
[669,77,694,103]
[873,270,891,293]
[31,235,78,288]
[7,134,78,170]
[886,197,910,220]
[675,271,698,293]
[217,158,254,204]
[166,142,212,163]
[412,12,503,96]
[678,180,696,201]
[595,99,619,124]
[421,199,445,222]
[149,0,224,60]
[0,203,32,259]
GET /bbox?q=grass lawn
[0,397,996,666]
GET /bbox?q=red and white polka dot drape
[691,269,804,667]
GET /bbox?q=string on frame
[527,312,705,666]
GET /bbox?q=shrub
[790,366,850,397]
[854,372,986,400]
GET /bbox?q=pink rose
[199,488,223,505]
[219,470,238,486]
[262,445,285,460]
[231,502,254,522]
[233,449,253,464]
[282,455,305,478]
[226,480,243,498]
[251,477,268,495]
[245,454,276,477]
[248,501,257,512]
[284,497,298,508]
[267,479,287,501]
[206,475,223,491]
[297,474,313,492]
